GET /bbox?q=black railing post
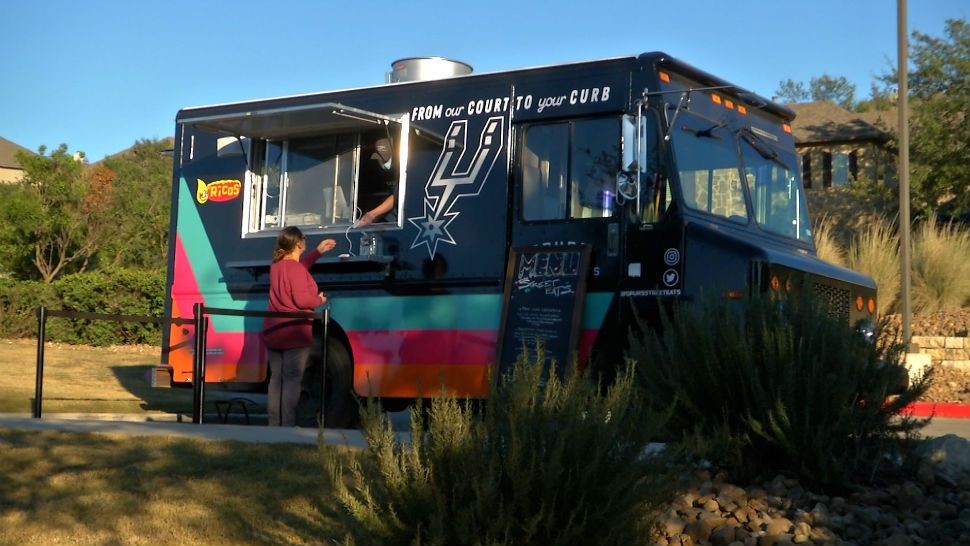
[319,307,330,427]
[192,302,205,424]
[33,306,47,419]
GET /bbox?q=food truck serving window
[180,103,408,235]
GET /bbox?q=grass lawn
[0,339,264,415]
[0,427,350,545]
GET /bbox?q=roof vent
[387,57,473,83]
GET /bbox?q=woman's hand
[318,292,327,305]
[316,239,337,253]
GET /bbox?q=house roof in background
[0,136,32,169]
[789,102,897,145]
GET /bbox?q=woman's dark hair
[272,226,305,262]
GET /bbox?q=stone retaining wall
[911,336,970,370]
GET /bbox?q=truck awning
[179,102,402,139]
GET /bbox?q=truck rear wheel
[300,337,359,429]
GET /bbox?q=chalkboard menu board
[495,245,591,380]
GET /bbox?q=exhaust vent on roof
[387,57,473,83]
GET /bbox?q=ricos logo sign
[196,179,241,204]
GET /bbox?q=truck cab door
[510,116,624,293]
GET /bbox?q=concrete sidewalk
[0,413,372,447]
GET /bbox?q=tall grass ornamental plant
[846,215,900,316]
[912,213,970,313]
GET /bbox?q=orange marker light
[711,94,722,105]
[782,124,792,134]
[770,275,780,290]
[737,105,747,115]
[725,99,735,110]
[856,295,865,312]
[785,279,793,292]
[659,71,670,83]
[868,297,876,314]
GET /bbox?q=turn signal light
[770,275,780,290]
[659,71,670,83]
[867,297,876,314]
[712,94,722,105]
[856,295,865,312]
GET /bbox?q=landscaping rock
[650,465,970,545]
[914,434,970,485]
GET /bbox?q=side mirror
[621,115,638,171]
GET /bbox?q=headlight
[855,319,876,344]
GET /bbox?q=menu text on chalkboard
[495,245,591,380]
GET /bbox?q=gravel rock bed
[923,364,970,404]
[883,310,970,338]
[652,467,970,545]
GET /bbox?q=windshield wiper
[682,119,728,139]
[740,128,789,170]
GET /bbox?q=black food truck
[160,53,877,426]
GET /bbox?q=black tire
[300,336,359,429]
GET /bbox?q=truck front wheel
[301,337,359,429]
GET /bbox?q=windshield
[670,111,747,223]
[739,130,813,243]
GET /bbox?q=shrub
[0,279,58,338]
[323,354,679,546]
[0,268,165,345]
[912,213,970,313]
[629,290,929,490]
[54,268,166,345]
[846,215,900,316]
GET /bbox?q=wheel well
[312,318,353,364]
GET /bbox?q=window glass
[740,134,813,243]
[832,151,849,186]
[570,118,619,219]
[670,113,747,222]
[245,125,404,234]
[262,142,283,229]
[520,118,620,221]
[522,123,568,220]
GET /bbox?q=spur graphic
[409,116,504,258]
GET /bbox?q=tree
[100,138,173,269]
[775,73,857,110]
[877,18,970,217]
[0,145,115,282]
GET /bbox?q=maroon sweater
[262,249,322,349]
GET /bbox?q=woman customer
[262,227,336,426]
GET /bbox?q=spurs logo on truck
[408,116,504,258]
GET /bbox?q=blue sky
[1,0,966,161]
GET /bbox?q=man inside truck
[355,133,397,226]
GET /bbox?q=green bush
[0,279,58,338]
[846,215,900,316]
[912,213,970,313]
[323,354,679,546]
[629,290,929,490]
[0,268,165,345]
